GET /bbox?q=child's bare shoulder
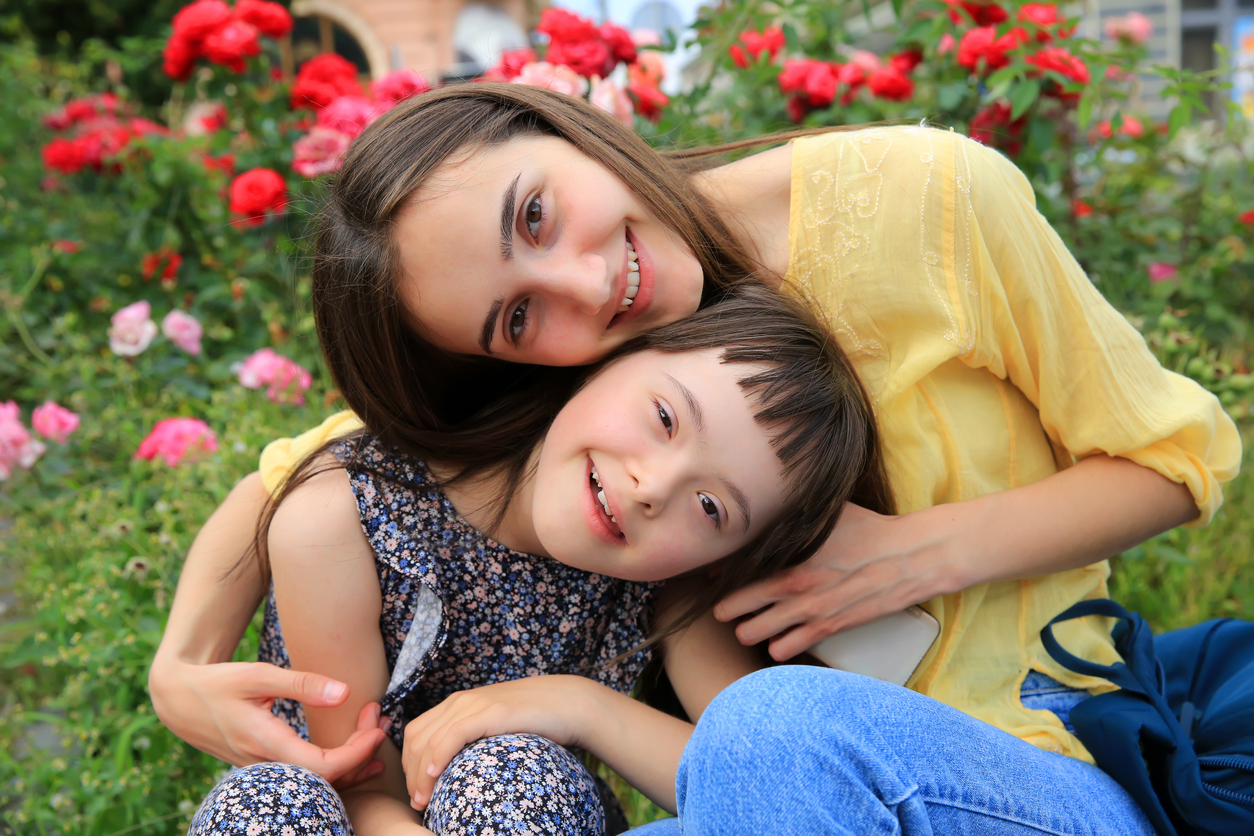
[268,455,369,569]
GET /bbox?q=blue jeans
[634,667,1155,836]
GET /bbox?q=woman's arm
[268,465,431,835]
[717,454,1197,660]
[149,471,385,780]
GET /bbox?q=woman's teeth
[590,464,617,524]
[618,241,640,313]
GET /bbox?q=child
[189,284,892,835]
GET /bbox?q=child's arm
[400,675,693,814]
[269,465,432,835]
[149,471,384,782]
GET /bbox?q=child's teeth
[625,286,638,299]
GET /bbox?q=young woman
[188,286,891,835]
[152,84,1239,832]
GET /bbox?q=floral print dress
[191,435,660,836]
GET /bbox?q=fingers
[257,708,387,784]
[410,714,493,810]
[244,663,350,707]
[712,574,792,622]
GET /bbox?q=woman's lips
[609,227,653,330]
[583,457,625,545]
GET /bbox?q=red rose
[547,37,614,78]
[958,26,1012,71]
[786,96,811,123]
[235,0,293,38]
[1026,46,1089,84]
[867,66,914,101]
[202,152,235,174]
[968,100,1026,155]
[600,22,637,65]
[628,81,668,122]
[52,239,81,254]
[171,0,232,44]
[42,138,86,174]
[835,62,866,89]
[482,48,537,81]
[779,59,822,94]
[291,54,361,109]
[1239,210,1254,226]
[1018,4,1073,41]
[141,248,183,282]
[806,63,840,106]
[128,117,168,137]
[75,126,132,173]
[537,8,599,42]
[371,69,430,104]
[202,19,260,73]
[163,33,199,80]
[730,27,785,68]
[1072,198,1094,218]
[944,0,1008,26]
[889,49,924,75]
[229,168,287,224]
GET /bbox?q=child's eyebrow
[665,373,752,533]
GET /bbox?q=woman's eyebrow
[500,173,521,261]
[479,298,504,355]
[665,373,752,533]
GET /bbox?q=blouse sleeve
[960,137,1241,525]
[258,409,364,495]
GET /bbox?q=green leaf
[1076,92,1094,129]
[937,81,970,111]
[1167,103,1191,138]
[1009,80,1040,120]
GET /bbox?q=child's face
[531,349,787,582]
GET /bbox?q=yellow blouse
[783,125,1240,759]
[260,125,1240,763]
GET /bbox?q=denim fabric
[1019,670,1089,734]
[639,667,1154,836]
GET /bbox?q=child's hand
[401,675,597,810]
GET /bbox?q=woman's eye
[699,494,721,528]
[655,401,673,434]
[508,300,528,345]
[524,196,543,239]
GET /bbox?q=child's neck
[434,447,548,558]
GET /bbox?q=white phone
[806,606,940,687]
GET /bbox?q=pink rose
[135,417,218,466]
[109,300,159,357]
[1147,262,1178,283]
[371,69,430,104]
[589,77,633,126]
[235,348,313,404]
[292,127,352,178]
[1105,12,1153,45]
[0,402,45,479]
[512,62,589,98]
[31,401,80,445]
[316,95,376,138]
[162,309,203,355]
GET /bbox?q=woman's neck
[434,449,548,558]
[690,142,794,282]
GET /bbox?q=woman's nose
[542,252,612,315]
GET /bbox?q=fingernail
[323,682,347,702]
[380,717,392,733]
[368,762,384,778]
[373,704,381,719]
[412,791,425,807]
[427,763,438,776]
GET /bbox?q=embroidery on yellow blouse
[918,127,974,355]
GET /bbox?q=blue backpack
[1041,599,1254,836]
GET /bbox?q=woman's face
[531,348,787,582]
[393,136,705,366]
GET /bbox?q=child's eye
[699,493,721,529]
[654,400,673,435]
[524,196,544,239]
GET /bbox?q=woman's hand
[148,655,388,787]
[713,503,960,661]
[401,676,596,811]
